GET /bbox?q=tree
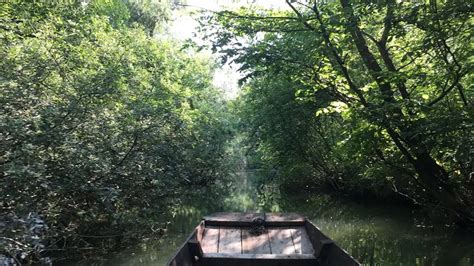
[202,0,473,227]
[1,0,230,262]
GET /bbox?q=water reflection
[74,170,474,265]
[283,194,474,265]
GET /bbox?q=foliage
[202,0,473,227]
[0,0,230,263]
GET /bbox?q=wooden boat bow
[167,212,359,266]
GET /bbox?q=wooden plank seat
[203,212,306,226]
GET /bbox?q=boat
[167,212,359,266]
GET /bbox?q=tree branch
[285,0,369,106]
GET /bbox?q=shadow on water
[72,170,474,266]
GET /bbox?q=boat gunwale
[166,221,203,266]
[203,253,316,260]
[305,219,359,263]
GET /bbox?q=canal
[75,170,474,265]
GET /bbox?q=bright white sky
[169,0,289,99]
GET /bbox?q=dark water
[76,170,474,266]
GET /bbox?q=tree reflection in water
[70,170,474,266]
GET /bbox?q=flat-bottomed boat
[167,212,359,266]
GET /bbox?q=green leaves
[1,0,230,262]
[207,0,473,226]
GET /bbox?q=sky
[168,0,289,99]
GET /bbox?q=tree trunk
[339,0,474,227]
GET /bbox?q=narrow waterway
[77,170,474,265]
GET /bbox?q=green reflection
[71,170,474,266]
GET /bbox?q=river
[75,170,474,265]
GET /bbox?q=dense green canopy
[0,0,472,264]
[201,0,473,226]
[1,0,230,263]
